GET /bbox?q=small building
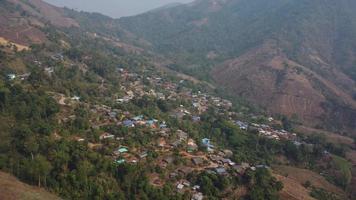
[177,130,188,141]
[115,147,129,155]
[108,112,117,118]
[177,183,184,190]
[191,193,204,200]
[162,156,174,165]
[177,167,193,176]
[123,120,135,127]
[192,116,201,122]
[116,159,125,164]
[236,120,248,130]
[233,165,245,175]
[215,167,227,175]
[71,96,80,101]
[191,157,204,166]
[187,139,198,152]
[7,74,16,80]
[99,132,115,140]
[202,138,214,152]
[157,138,167,147]
[139,151,148,159]
[132,115,144,121]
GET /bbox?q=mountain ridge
[119,0,356,134]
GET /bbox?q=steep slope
[0,0,78,46]
[120,0,356,133]
[0,171,61,200]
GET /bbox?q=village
[5,56,312,200]
[13,60,310,200]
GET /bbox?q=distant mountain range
[119,0,356,133]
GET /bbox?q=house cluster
[6,72,31,81]
[251,123,297,141]
[52,65,287,198]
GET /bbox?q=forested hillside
[0,0,355,200]
[120,0,356,134]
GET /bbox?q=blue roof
[202,138,210,144]
[123,120,134,126]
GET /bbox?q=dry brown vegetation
[273,165,347,199]
[274,173,316,200]
[0,171,61,200]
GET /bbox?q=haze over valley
[0,0,355,200]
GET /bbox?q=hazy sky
[44,0,193,18]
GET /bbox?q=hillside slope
[0,0,79,46]
[120,0,356,133]
[0,171,61,200]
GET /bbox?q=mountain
[0,0,78,46]
[149,2,183,13]
[119,0,356,134]
[1,0,356,200]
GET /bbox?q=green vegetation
[331,155,352,189]
[0,0,355,199]
[310,187,342,200]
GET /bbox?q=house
[182,180,191,187]
[116,159,125,164]
[162,156,174,165]
[123,120,135,127]
[45,67,54,74]
[192,185,200,190]
[157,138,167,147]
[169,172,178,179]
[202,138,211,146]
[202,138,214,152]
[187,139,198,152]
[192,116,201,122]
[171,140,181,148]
[156,93,165,100]
[177,183,184,190]
[177,130,188,141]
[192,193,204,200]
[241,162,250,169]
[99,132,115,140]
[160,123,168,129]
[177,167,193,176]
[73,136,85,142]
[192,157,204,166]
[114,147,128,155]
[236,120,248,130]
[256,165,270,169]
[108,112,117,118]
[233,165,245,175]
[139,151,148,159]
[215,167,227,175]
[71,96,80,101]
[146,120,157,128]
[132,115,144,121]
[222,158,235,166]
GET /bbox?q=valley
[0,0,355,200]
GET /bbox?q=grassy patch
[332,155,352,187]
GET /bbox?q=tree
[23,136,39,160]
[33,155,52,187]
